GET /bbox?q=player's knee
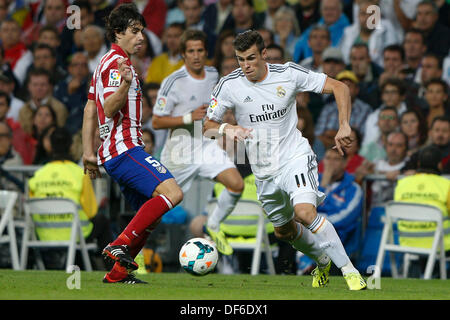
[228,178,244,194]
[293,204,316,226]
[166,187,183,206]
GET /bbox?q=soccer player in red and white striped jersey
[82,3,183,284]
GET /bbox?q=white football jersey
[207,62,327,179]
[154,65,219,169]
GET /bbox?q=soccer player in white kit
[204,30,367,290]
[152,30,244,255]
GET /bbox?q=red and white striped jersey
[88,43,143,165]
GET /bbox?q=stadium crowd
[0,0,449,274]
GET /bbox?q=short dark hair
[424,78,449,94]
[33,43,56,58]
[233,30,265,53]
[266,43,284,57]
[381,78,407,96]
[50,127,73,161]
[430,115,450,130]
[105,3,146,43]
[38,24,60,38]
[418,145,442,173]
[179,29,208,54]
[28,68,53,85]
[379,105,398,117]
[404,28,426,45]
[422,52,443,69]
[383,44,405,61]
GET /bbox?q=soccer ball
[179,238,218,276]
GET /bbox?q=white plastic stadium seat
[375,201,447,280]
[20,198,97,272]
[0,190,20,270]
[206,199,276,275]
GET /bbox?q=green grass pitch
[0,270,449,300]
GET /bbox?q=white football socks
[307,215,358,274]
[207,189,242,232]
[290,222,330,269]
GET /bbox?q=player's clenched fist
[192,104,208,121]
[117,58,133,83]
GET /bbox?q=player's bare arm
[203,118,253,142]
[103,57,133,118]
[321,76,353,156]
[152,103,208,129]
[82,99,101,179]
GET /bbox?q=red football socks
[111,195,173,247]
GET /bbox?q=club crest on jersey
[209,97,218,109]
[276,86,286,97]
[109,69,121,87]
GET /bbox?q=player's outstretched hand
[83,154,102,180]
[334,123,352,156]
[117,58,132,83]
[225,125,253,142]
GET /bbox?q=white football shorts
[255,152,325,227]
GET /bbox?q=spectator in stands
[59,0,95,68]
[417,53,443,93]
[315,71,371,154]
[378,45,406,88]
[0,19,33,86]
[219,57,239,76]
[319,128,365,175]
[402,28,427,81]
[212,30,236,72]
[257,0,290,32]
[142,82,167,158]
[54,52,90,136]
[117,0,167,38]
[256,28,274,47]
[402,116,450,174]
[0,90,15,128]
[22,0,67,47]
[292,0,321,33]
[348,43,383,110]
[0,0,30,28]
[394,144,450,277]
[130,31,156,82]
[321,47,346,79]
[340,0,398,67]
[28,127,113,270]
[265,43,284,64]
[293,0,349,63]
[400,108,428,158]
[413,0,450,59]
[360,106,400,162]
[0,121,23,192]
[89,0,114,28]
[142,128,155,156]
[221,0,263,34]
[0,74,23,123]
[424,78,450,128]
[181,0,217,56]
[82,24,108,74]
[18,68,67,136]
[317,147,364,258]
[28,43,67,86]
[362,78,408,147]
[145,23,185,84]
[37,25,64,69]
[299,24,330,72]
[272,6,300,59]
[203,0,233,36]
[32,124,56,165]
